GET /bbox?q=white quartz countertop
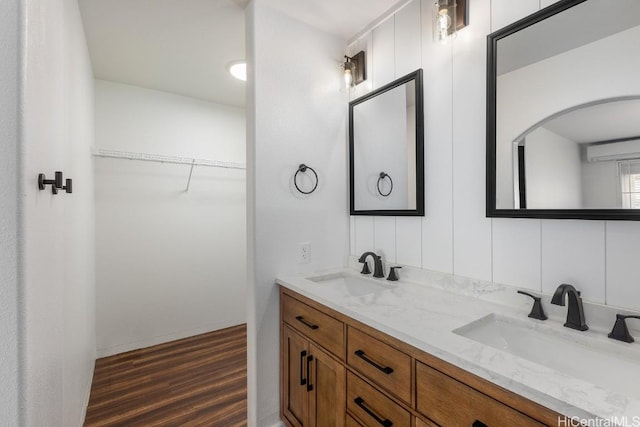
[276,267,640,424]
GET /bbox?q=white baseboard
[96,321,246,358]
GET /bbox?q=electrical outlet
[299,242,311,264]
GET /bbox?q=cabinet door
[308,343,346,427]
[282,325,310,427]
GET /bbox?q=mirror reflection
[490,0,640,215]
[512,98,640,210]
[349,70,424,216]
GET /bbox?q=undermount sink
[307,272,396,297]
[454,314,640,399]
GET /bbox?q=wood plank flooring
[85,324,247,426]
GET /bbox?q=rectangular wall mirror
[349,69,424,216]
[487,0,640,220]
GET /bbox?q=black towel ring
[377,172,393,197]
[294,164,318,194]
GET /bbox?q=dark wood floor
[84,324,247,426]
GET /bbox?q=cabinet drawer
[416,362,544,427]
[346,414,364,427]
[415,417,438,427]
[347,326,411,404]
[347,372,410,427]
[282,293,344,359]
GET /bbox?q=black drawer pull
[295,316,319,330]
[354,397,392,427]
[306,355,314,392]
[472,421,488,427]
[354,350,394,374]
[299,350,307,386]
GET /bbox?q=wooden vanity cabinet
[280,286,562,427]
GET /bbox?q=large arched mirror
[487,0,640,220]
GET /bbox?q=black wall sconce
[432,0,468,44]
[38,171,72,194]
[342,51,366,91]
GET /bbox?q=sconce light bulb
[433,0,457,44]
[342,56,357,91]
[437,10,452,43]
[439,11,451,27]
[344,69,353,88]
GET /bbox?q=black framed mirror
[349,69,424,216]
[487,0,640,220]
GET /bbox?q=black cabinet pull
[354,350,394,374]
[299,350,307,386]
[472,421,488,427]
[295,316,319,330]
[354,397,392,427]
[306,355,314,392]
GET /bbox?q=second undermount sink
[453,313,640,400]
[307,272,396,297]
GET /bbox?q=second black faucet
[358,251,384,278]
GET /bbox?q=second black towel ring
[377,172,393,197]
[294,164,318,194]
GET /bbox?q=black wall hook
[294,164,318,194]
[377,172,393,197]
[38,171,72,194]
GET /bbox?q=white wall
[582,160,620,208]
[349,0,640,313]
[20,0,96,424]
[247,3,349,425]
[94,80,246,356]
[0,0,20,424]
[525,127,582,209]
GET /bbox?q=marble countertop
[276,266,640,424]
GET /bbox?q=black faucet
[550,284,588,331]
[608,314,640,343]
[358,252,384,278]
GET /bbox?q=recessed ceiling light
[228,61,246,81]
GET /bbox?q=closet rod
[92,148,246,170]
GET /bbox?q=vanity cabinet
[280,287,562,427]
[281,325,346,427]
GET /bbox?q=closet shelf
[92,148,245,191]
[92,148,246,170]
